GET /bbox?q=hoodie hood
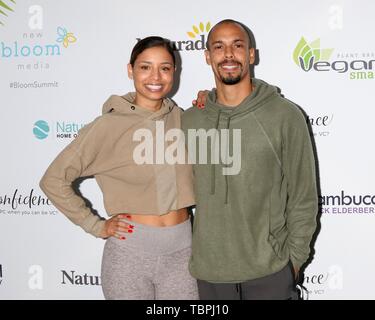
[102,92,175,121]
[205,78,279,122]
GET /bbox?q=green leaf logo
[293,37,334,71]
[0,0,16,26]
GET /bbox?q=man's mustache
[218,60,242,68]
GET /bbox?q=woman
[39,36,198,299]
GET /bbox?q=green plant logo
[0,0,16,26]
[293,37,334,71]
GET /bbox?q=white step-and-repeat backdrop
[1,0,374,299]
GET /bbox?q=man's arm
[282,107,319,273]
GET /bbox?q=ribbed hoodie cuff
[81,215,106,238]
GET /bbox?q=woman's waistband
[107,217,193,255]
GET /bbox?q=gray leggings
[101,218,198,300]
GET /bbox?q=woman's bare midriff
[124,207,189,227]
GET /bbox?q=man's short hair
[206,19,253,50]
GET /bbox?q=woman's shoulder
[76,113,115,139]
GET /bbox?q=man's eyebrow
[211,39,246,45]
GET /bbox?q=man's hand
[294,266,300,280]
[192,90,209,109]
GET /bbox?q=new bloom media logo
[1,26,77,59]
[293,37,374,80]
[0,4,78,72]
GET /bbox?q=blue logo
[1,26,77,58]
[33,120,50,139]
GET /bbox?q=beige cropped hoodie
[39,93,195,238]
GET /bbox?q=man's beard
[220,74,241,85]
[218,60,243,85]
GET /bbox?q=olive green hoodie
[182,78,318,282]
[40,93,195,238]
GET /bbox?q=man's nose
[224,46,234,59]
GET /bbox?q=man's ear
[249,48,255,65]
[127,63,133,79]
[205,50,212,66]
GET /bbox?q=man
[182,19,318,300]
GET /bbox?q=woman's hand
[192,90,209,109]
[100,214,134,240]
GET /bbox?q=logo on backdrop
[28,265,43,290]
[0,188,57,216]
[0,0,16,27]
[177,21,211,51]
[293,37,374,80]
[33,120,86,140]
[0,4,77,73]
[319,191,375,214]
[306,113,334,138]
[61,270,101,286]
[293,37,334,72]
[136,21,212,52]
[33,120,50,139]
[301,265,344,300]
[175,21,211,51]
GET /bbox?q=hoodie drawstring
[210,110,221,195]
[235,283,242,299]
[210,110,232,205]
[224,116,232,205]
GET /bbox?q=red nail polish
[120,236,126,240]
[129,225,134,229]
[128,230,133,233]
[126,215,131,219]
